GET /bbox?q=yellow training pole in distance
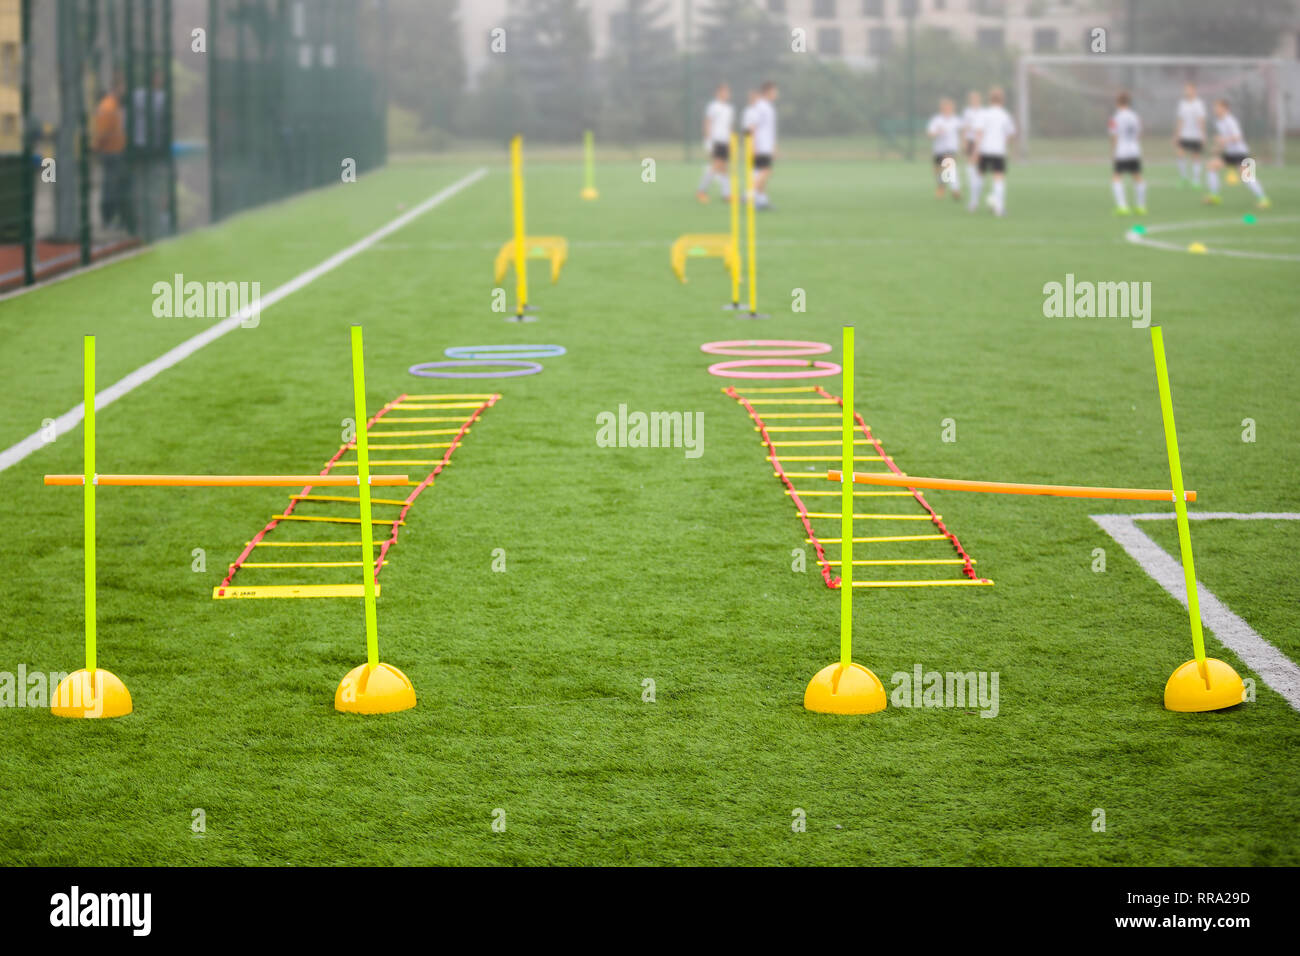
[1152,326,1244,712]
[511,135,528,318]
[803,325,886,715]
[744,133,761,317]
[581,129,598,200]
[728,132,741,308]
[334,326,416,714]
[51,335,131,718]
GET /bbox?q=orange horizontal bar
[826,470,1195,503]
[45,474,410,487]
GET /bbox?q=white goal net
[1016,55,1290,165]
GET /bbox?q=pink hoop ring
[700,339,832,357]
[707,359,842,379]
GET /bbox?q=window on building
[899,0,920,16]
[1033,27,1058,52]
[818,27,843,54]
[976,27,1005,50]
[970,0,1005,14]
[813,0,837,18]
[862,0,883,17]
[934,0,947,9]
[868,27,893,56]
[767,0,787,12]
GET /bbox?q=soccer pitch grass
[1,157,1297,866]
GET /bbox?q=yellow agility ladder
[725,385,991,589]
[214,392,499,599]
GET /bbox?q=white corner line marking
[1090,512,1300,711]
[0,167,489,477]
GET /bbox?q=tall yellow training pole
[52,335,132,718]
[335,326,417,714]
[581,129,599,200]
[1152,326,1244,712]
[803,325,886,715]
[511,135,529,320]
[727,132,741,309]
[743,132,762,318]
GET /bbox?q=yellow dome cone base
[804,662,887,715]
[1164,658,1244,712]
[580,187,599,200]
[335,662,416,714]
[50,668,132,719]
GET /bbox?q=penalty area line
[0,167,488,477]
[1090,512,1300,711]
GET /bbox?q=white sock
[756,192,769,206]
[1207,169,1220,195]
[1177,157,1188,178]
[697,166,714,192]
[1111,180,1128,208]
[1191,161,1202,184]
[1247,178,1265,199]
[992,178,1006,213]
[967,170,983,210]
[1135,182,1147,207]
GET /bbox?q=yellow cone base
[50,668,132,719]
[1164,658,1245,712]
[581,187,599,200]
[804,662,887,715]
[334,662,416,714]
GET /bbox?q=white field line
[1125,214,1300,263]
[1090,512,1300,711]
[0,167,488,477]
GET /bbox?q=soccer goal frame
[1016,54,1288,165]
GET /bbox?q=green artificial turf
[1,155,1297,865]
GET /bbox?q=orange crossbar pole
[45,474,411,487]
[827,470,1195,502]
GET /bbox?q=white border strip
[0,167,488,476]
[1091,512,1300,711]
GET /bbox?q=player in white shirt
[1205,99,1269,208]
[926,98,962,201]
[1174,83,1207,188]
[1108,92,1146,215]
[746,81,778,210]
[696,83,734,204]
[960,90,983,207]
[971,87,1015,216]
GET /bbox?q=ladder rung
[744,400,838,406]
[364,443,454,450]
[366,429,466,437]
[730,386,819,394]
[779,470,895,479]
[233,560,389,569]
[403,394,497,400]
[768,440,875,447]
[752,413,842,419]
[331,460,448,467]
[272,514,403,526]
[213,583,381,599]
[290,494,409,506]
[786,490,912,497]
[393,402,484,410]
[848,580,993,588]
[821,559,974,567]
[803,513,939,520]
[770,455,882,462]
[813,535,949,543]
[376,417,472,423]
[756,426,842,432]
[248,540,363,547]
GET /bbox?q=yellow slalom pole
[1151,326,1206,680]
[83,335,96,674]
[744,132,758,316]
[350,326,380,670]
[729,132,740,307]
[511,135,528,318]
[840,326,854,667]
[581,129,598,199]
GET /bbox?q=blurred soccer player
[960,90,983,209]
[1174,83,1206,189]
[1205,99,1269,208]
[1109,92,1146,215]
[748,81,779,210]
[926,98,962,201]
[972,87,1015,216]
[697,83,734,203]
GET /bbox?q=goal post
[1016,54,1289,166]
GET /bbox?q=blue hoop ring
[408,360,544,379]
[444,344,567,360]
